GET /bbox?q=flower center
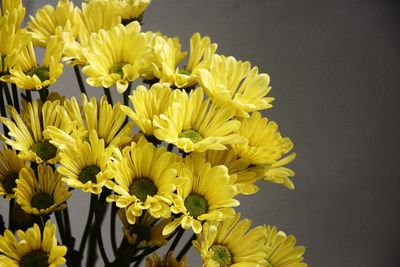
[2,172,19,194]
[129,178,157,202]
[111,63,125,76]
[178,68,191,76]
[184,194,208,218]
[31,141,57,162]
[128,224,151,243]
[179,130,203,143]
[31,192,54,210]
[20,250,49,267]
[26,66,50,82]
[79,165,100,184]
[211,245,232,267]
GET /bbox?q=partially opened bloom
[193,213,267,267]
[0,221,67,266]
[197,55,274,117]
[15,164,71,216]
[106,138,182,224]
[264,226,307,267]
[153,88,246,153]
[145,252,188,267]
[163,153,239,235]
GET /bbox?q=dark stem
[0,83,9,134]
[25,90,32,102]
[131,246,160,266]
[123,82,132,106]
[103,87,113,105]
[11,83,19,112]
[177,233,196,261]
[78,194,96,256]
[107,237,134,267]
[55,211,67,245]
[8,199,14,230]
[168,228,185,252]
[38,88,49,102]
[63,207,73,247]
[110,204,118,256]
[94,196,110,265]
[74,65,87,95]
[167,143,174,152]
[2,82,13,106]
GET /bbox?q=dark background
[2,0,399,266]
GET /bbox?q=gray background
[1,0,399,266]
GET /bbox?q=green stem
[39,88,49,102]
[74,65,87,95]
[11,83,19,112]
[103,87,113,105]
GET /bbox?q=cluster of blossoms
[0,0,307,267]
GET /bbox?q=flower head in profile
[15,164,71,216]
[163,153,239,235]
[145,252,188,267]
[0,221,67,266]
[0,144,28,200]
[153,88,246,153]
[197,55,274,117]
[106,137,182,224]
[82,22,147,93]
[264,225,307,267]
[193,213,268,267]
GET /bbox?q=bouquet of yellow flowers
[0,0,307,266]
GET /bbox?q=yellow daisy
[264,226,307,267]
[82,22,147,94]
[197,55,274,117]
[57,130,113,194]
[118,209,170,248]
[15,164,71,216]
[0,220,67,266]
[153,88,246,153]
[145,252,188,267]
[120,83,173,136]
[163,153,239,235]
[0,144,28,200]
[106,137,182,224]
[0,99,73,164]
[0,0,25,29]
[7,37,64,90]
[27,0,77,47]
[193,213,267,267]
[152,32,217,89]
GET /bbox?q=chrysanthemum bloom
[120,83,173,137]
[0,99,72,164]
[233,112,296,189]
[263,226,307,267]
[163,153,239,235]
[0,221,67,266]
[45,94,133,149]
[0,0,25,29]
[6,37,64,90]
[15,164,71,216]
[82,22,147,94]
[197,55,274,118]
[153,88,246,153]
[106,138,182,224]
[0,145,28,200]
[27,0,77,47]
[152,32,217,89]
[145,252,188,267]
[193,213,268,267]
[118,209,171,248]
[57,130,113,194]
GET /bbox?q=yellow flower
[27,0,77,47]
[57,130,113,194]
[118,210,171,248]
[153,88,246,153]
[106,137,182,224]
[0,220,67,266]
[193,213,267,267]
[0,0,25,29]
[197,55,274,117]
[82,22,147,94]
[163,153,239,235]
[120,83,173,136]
[145,252,188,267]
[0,144,28,200]
[15,164,71,216]
[0,99,73,164]
[153,32,217,89]
[264,225,307,267]
[7,37,64,90]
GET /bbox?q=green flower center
[128,224,151,243]
[111,63,125,76]
[20,250,49,267]
[2,172,19,194]
[26,66,50,82]
[31,192,54,210]
[178,68,191,76]
[211,245,232,267]
[79,165,100,184]
[184,194,208,218]
[266,262,272,267]
[179,130,203,143]
[31,141,57,162]
[129,178,157,202]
